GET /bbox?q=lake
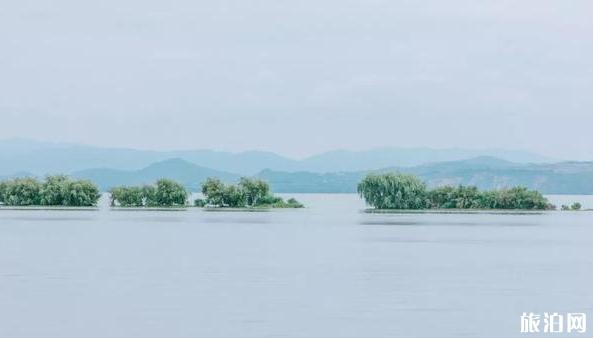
[1,194,592,338]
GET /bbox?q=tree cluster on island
[110,179,188,207]
[0,176,101,207]
[196,177,304,208]
[357,173,559,210]
[108,177,304,209]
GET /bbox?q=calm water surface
[1,194,592,338]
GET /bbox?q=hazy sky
[1,0,592,158]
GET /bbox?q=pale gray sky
[1,0,592,159]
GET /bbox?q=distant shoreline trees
[1,173,583,212]
[197,177,304,208]
[0,176,101,207]
[358,173,555,210]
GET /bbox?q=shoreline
[0,206,99,211]
[363,208,592,215]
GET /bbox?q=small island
[196,177,304,209]
[110,179,188,208]
[0,175,101,207]
[109,177,304,209]
[561,203,582,211]
[357,173,559,211]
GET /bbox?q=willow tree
[110,179,187,207]
[40,175,69,206]
[39,176,100,207]
[62,179,101,206]
[357,173,428,209]
[2,178,43,206]
[0,176,100,207]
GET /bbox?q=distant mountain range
[0,138,556,176]
[260,157,593,194]
[72,159,239,192]
[2,139,592,194]
[69,157,593,195]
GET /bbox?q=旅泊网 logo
[521,312,586,334]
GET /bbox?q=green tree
[3,178,42,206]
[201,178,246,207]
[154,179,188,207]
[110,180,187,207]
[62,179,101,206]
[571,202,582,211]
[0,176,100,207]
[428,185,482,209]
[238,177,270,206]
[453,186,482,209]
[200,177,302,208]
[357,173,428,209]
[110,186,144,207]
[201,178,227,206]
[142,185,158,207]
[40,175,69,206]
[222,185,246,207]
[427,186,455,208]
[256,194,283,206]
[486,187,549,210]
